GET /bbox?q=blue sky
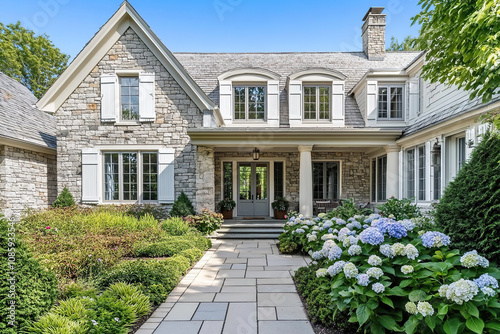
[0,0,422,59]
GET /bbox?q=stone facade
[195,146,215,212]
[362,12,386,60]
[56,28,203,208]
[214,151,370,213]
[0,145,57,219]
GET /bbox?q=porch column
[195,146,215,212]
[385,145,400,199]
[299,145,313,217]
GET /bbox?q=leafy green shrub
[0,217,58,334]
[31,288,138,334]
[133,239,195,257]
[29,313,86,334]
[179,248,203,265]
[294,264,358,333]
[377,197,422,220]
[101,282,151,319]
[126,204,167,221]
[278,233,298,254]
[99,257,191,305]
[161,217,192,236]
[169,192,195,217]
[325,198,373,220]
[436,131,500,264]
[59,280,98,300]
[52,187,75,208]
[282,212,500,334]
[185,209,223,235]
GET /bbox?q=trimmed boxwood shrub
[179,248,203,265]
[294,264,358,334]
[133,239,195,257]
[161,217,192,236]
[436,131,500,264]
[0,217,58,334]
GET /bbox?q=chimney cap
[362,7,385,21]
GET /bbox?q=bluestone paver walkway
[136,239,315,334]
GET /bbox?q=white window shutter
[139,73,156,122]
[158,148,175,203]
[100,74,117,122]
[81,148,99,203]
[366,80,378,122]
[332,82,345,126]
[267,80,280,126]
[219,80,233,124]
[408,76,420,119]
[288,80,302,126]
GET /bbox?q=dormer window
[378,85,403,120]
[218,68,280,126]
[234,85,266,121]
[288,68,346,127]
[303,86,330,121]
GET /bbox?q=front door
[237,162,269,217]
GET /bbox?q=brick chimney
[362,7,386,60]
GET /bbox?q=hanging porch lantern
[252,147,260,160]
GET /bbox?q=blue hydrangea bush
[282,213,500,334]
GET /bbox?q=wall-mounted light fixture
[252,147,260,160]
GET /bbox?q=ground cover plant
[280,209,500,333]
[14,205,213,332]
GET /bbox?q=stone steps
[217,219,285,239]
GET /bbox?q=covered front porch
[190,128,403,217]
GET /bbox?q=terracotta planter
[274,209,287,220]
[221,209,233,219]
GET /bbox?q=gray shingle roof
[403,95,500,137]
[0,72,56,150]
[174,51,422,127]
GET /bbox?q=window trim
[377,84,405,121]
[232,84,267,122]
[116,71,142,124]
[102,150,159,204]
[311,160,341,200]
[302,85,332,122]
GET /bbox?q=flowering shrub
[185,209,223,235]
[283,212,500,333]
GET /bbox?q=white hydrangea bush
[281,212,500,334]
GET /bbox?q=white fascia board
[350,69,408,96]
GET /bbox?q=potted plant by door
[272,197,289,219]
[217,198,236,219]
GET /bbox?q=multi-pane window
[142,153,158,201]
[273,162,284,199]
[222,162,233,200]
[303,86,330,121]
[104,152,158,202]
[371,156,387,202]
[457,137,466,171]
[376,156,387,202]
[378,86,403,120]
[371,160,376,201]
[234,86,266,120]
[406,149,415,199]
[313,162,339,199]
[418,146,426,201]
[120,77,139,121]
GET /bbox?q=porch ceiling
[188,127,403,148]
